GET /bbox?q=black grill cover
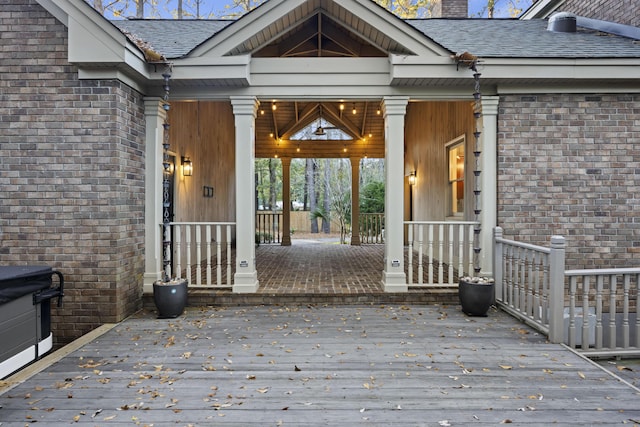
[0,266,53,305]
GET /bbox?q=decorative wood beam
[322,103,362,140]
[279,102,318,140]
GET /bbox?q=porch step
[143,288,460,309]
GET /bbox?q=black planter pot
[153,279,188,319]
[458,279,494,316]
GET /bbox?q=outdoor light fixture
[352,103,357,115]
[181,156,193,177]
[408,171,416,186]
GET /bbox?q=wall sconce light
[408,171,416,186]
[181,156,193,177]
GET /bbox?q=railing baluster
[595,275,603,350]
[174,224,181,280]
[636,273,640,349]
[437,224,444,285]
[456,224,464,282]
[569,277,576,348]
[407,224,414,286]
[623,274,630,349]
[196,225,202,286]
[447,225,454,285]
[581,276,590,349]
[609,275,617,349]
[185,225,192,285]
[206,225,212,286]
[418,224,424,286]
[227,225,232,285]
[215,225,221,286]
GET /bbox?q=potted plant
[458,276,495,316]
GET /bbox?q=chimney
[433,0,468,18]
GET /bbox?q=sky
[92,0,534,20]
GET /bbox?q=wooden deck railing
[360,213,385,244]
[166,222,235,288]
[494,226,640,358]
[256,212,282,244]
[405,221,478,287]
[565,268,640,358]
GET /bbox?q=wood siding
[405,101,475,221]
[170,101,236,223]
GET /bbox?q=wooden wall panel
[405,101,475,221]
[170,101,235,223]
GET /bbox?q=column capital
[143,97,167,119]
[382,96,409,116]
[230,96,259,117]
[480,95,500,116]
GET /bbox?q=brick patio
[181,237,459,308]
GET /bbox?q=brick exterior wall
[557,0,640,27]
[433,0,468,18]
[498,94,640,269]
[0,0,146,344]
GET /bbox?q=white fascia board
[189,0,307,58]
[335,0,452,57]
[479,58,640,80]
[249,57,390,86]
[161,55,250,84]
[390,54,465,82]
[520,0,564,20]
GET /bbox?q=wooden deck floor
[2,305,640,426]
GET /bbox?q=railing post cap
[550,235,565,247]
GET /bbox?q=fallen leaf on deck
[578,372,586,379]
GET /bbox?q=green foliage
[360,181,385,214]
[373,0,435,18]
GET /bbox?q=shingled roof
[409,18,640,58]
[112,19,232,59]
[112,17,640,60]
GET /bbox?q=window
[447,137,465,216]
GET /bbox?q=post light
[181,156,193,177]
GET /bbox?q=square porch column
[479,96,499,277]
[143,98,166,294]
[382,97,409,292]
[231,96,260,293]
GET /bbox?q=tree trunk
[136,0,144,18]
[322,159,331,234]
[269,158,277,211]
[303,159,310,211]
[177,0,183,19]
[92,0,104,14]
[308,160,318,233]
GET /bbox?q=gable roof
[112,17,640,60]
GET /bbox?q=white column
[231,96,260,293]
[143,98,166,293]
[350,157,361,246]
[382,96,409,292]
[480,96,499,277]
